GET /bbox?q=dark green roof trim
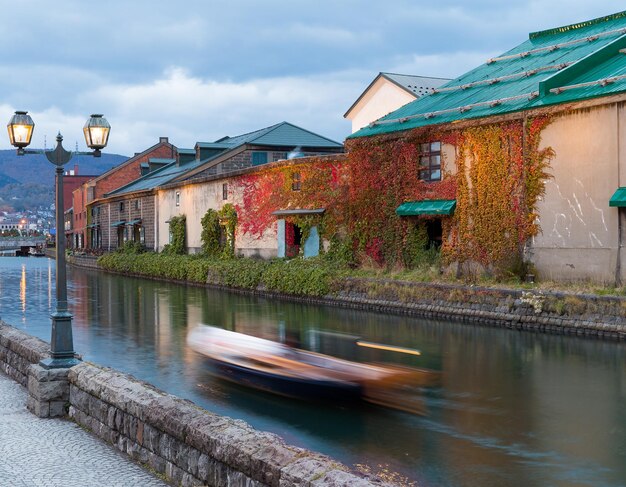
[530,10,626,39]
[195,142,232,149]
[148,158,175,164]
[126,219,142,225]
[609,187,626,207]
[396,200,456,216]
[539,33,626,97]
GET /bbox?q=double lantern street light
[7,111,111,369]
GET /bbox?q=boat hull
[205,357,363,402]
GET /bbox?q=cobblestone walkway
[0,372,169,487]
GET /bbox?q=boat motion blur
[187,325,440,414]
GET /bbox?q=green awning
[609,188,626,207]
[126,219,142,226]
[110,220,126,227]
[396,199,456,216]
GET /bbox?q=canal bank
[3,256,626,486]
[72,253,626,341]
[0,321,387,487]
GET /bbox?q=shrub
[163,215,186,255]
[207,258,268,289]
[261,257,337,296]
[200,209,221,257]
[116,241,145,255]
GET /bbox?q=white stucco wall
[347,78,416,133]
[157,176,278,258]
[531,102,625,283]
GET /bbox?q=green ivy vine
[162,215,186,255]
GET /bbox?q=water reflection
[20,264,26,315]
[0,257,624,487]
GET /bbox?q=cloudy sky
[0,1,624,156]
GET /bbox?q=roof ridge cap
[530,10,626,39]
[229,122,282,142]
[249,121,286,142]
[382,72,451,80]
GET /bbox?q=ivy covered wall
[235,118,554,276]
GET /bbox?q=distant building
[344,72,450,133]
[71,137,177,249]
[89,122,343,252]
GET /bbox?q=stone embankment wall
[67,254,99,269]
[334,278,626,339]
[69,254,626,339]
[0,321,49,385]
[0,322,384,487]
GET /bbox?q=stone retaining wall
[192,278,626,340]
[67,254,100,269]
[333,278,626,339]
[0,320,49,386]
[69,362,382,487]
[0,323,385,487]
[80,256,626,340]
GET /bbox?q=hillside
[0,149,128,212]
[0,172,17,187]
[0,149,128,186]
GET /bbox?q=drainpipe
[521,114,530,268]
[616,103,623,287]
[154,192,159,252]
[107,202,111,250]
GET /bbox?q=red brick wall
[94,143,176,199]
[63,175,93,212]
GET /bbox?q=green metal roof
[215,121,343,148]
[396,199,456,216]
[609,187,626,206]
[351,11,626,139]
[106,156,210,196]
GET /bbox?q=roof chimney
[74,164,79,175]
[159,137,168,143]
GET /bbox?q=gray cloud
[0,0,624,154]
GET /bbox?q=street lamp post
[7,111,111,369]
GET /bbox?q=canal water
[0,257,624,487]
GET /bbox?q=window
[175,192,180,206]
[272,152,288,162]
[291,172,301,191]
[134,200,140,210]
[418,141,441,182]
[222,183,228,200]
[119,202,125,212]
[252,152,268,166]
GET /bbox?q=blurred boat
[187,325,440,414]
[28,246,46,257]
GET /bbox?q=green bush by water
[97,253,339,296]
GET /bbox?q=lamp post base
[43,310,81,369]
[39,357,82,369]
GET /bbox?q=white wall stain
[575,178,608,232]
[589,232,603,247]
[549,212,567,246]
